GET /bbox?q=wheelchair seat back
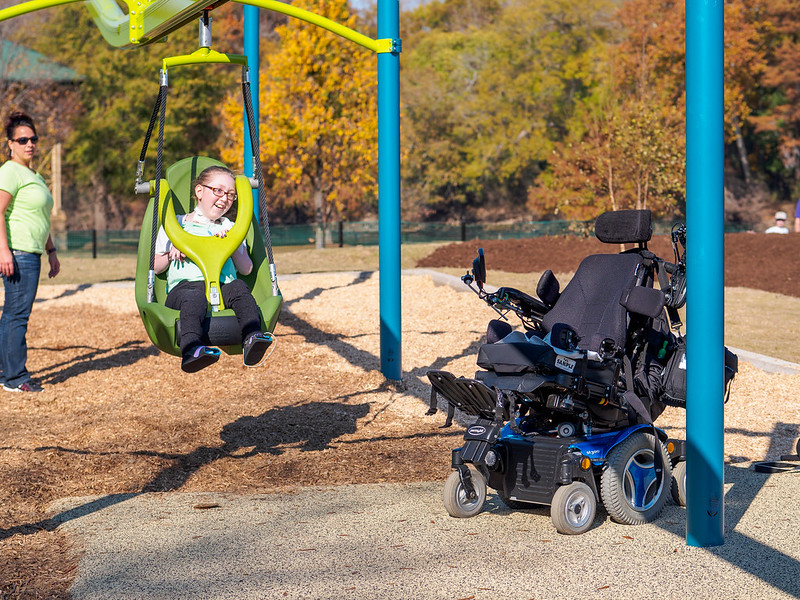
[542,252,644,354]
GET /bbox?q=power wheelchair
[427,209,736,534]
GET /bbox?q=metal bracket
[123,0,153,44]
[376,38,402,54]
[209,284,221,311]
[456,464,476,500]
[199,11,211,48]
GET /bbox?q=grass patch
[725,287,800,363]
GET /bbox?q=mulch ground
[1,232,799,599]
[418,232,800,298]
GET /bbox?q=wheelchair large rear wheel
[601,431,672,524]
[443,466,486,518]
[670,460,687,506]
[551,481,596,535]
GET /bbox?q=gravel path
[50,465,800,600]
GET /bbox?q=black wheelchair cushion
[477,340,556,374]
[595,209,652,244]
[542,253,643,353]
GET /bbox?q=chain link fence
[57,218,748,256]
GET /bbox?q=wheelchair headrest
[165,156,228,214]
[595,209,652,244]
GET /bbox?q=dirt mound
[417,232,800,298]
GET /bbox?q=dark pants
[0,251,41,387]
[165,279,261,355]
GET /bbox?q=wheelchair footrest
[427,370,498,421]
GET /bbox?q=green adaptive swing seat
[135,156,282,357]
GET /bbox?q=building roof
[0,40,83,82]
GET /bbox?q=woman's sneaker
[243,332,275,367]
[181,345,221,373]
[3,380,43,392]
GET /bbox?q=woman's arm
[45,235,60,278]
[0,190,15,277]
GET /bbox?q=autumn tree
[20,3,244,230]
[747,0,800,191]
[222,0,377,248]
[530,0,686,220]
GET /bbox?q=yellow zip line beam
[233,0,398,53]
[0,0,399,52]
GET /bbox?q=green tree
[222,0,377,248]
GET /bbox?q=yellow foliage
[219,0,378,226]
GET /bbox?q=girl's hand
[168,246,186,263]
[48,252,60,278]
[214,228,231,239]
[0,247,13,277]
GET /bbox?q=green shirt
[0,160,53,254]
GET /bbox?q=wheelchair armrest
[496,286,549,319]
[536,269,560,308]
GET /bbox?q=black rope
[241,67,275,266]
[139,91,162,164]
[148,82,167,283]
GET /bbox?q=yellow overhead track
[0,0,397,52]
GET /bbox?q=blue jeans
[0,251,41,387]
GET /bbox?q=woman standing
[0,112,60,392]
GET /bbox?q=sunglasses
[200,184,237,202]
[9,136,39,145]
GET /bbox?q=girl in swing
[154,165,272,373]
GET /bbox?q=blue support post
[377,0,401,380]
[243,4,260,217]
[685,0,725,547]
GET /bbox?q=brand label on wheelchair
[555,355,576,373]
[467,425,487,437]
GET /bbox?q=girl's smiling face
[194,172,236,222]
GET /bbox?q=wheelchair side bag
[661,337,738,408]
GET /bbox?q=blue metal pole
[377,0,401,380]
[243,4,260,217]
[685,0,725,547]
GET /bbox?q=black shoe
[3,380,43,392]
[181,345,221,373]
[243,332,274,367]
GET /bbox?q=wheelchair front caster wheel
[551,481,596,535]
[443,465,486,518]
